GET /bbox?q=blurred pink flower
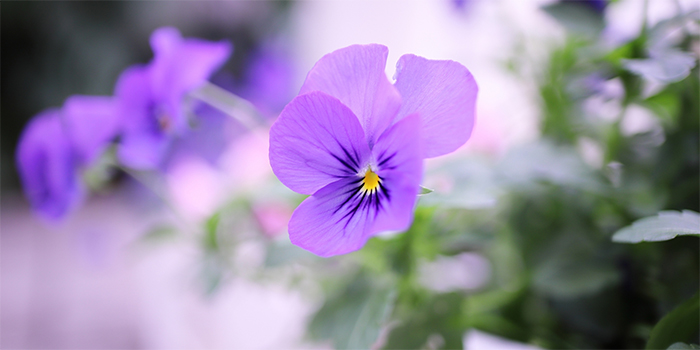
[253,202,293,237]
[167,155,224,221]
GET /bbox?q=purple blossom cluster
[16,27,232,221]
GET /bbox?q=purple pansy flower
[235,44,296,117]
[63,95,119,164]
[269,44,477,257]
[16,109,82,221]
[16,96,119,221]
[116,27,232,169]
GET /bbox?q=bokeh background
[2,0,699,349]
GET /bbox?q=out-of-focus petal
[394,54,477,158]
[16,110,82,221]
[115,65,153,134]
[118,131,169,170]
[63,95,119,165]
[270,91,370,195]
[115,65,168,169]
[300,44,401,148]
[238,46,296,117]
[371,113,423,233]
[149,27,232,132]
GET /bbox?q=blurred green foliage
[283,5,699,350]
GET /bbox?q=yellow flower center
[361,169,380,192]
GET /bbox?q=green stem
[189,82,269,130]
[119,165,194,230]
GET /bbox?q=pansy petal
[371,113,423,233]
[270,91,370,194]
[150,27,232,132]
[118,131,169,170]
[16,110,82,221]
[115,65,154,134]
[394,54,478,158]
[63,95,119,165]
[288,177,377,257]
[300,44,401,148]
[288,114,423,257]
[115,66,169,169]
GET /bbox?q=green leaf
[309,274,395,349]
[420,156,501,209]
[141,225,178,242]
[419,186,434,195]
[643,90,681,128]
[612,210,700,243]
[646,293,700,349]
[622,50,697,84]
[264,235,317,267]
[541,2,604,38]
[668,343,700,349]
[203,212,221,251]
[384,293,467,349]
[497,141,604,193]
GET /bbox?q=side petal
[63,95,119,165]
[115,65,154,135]
[270,91,370,194]
[117,131,170,170]
[371,113,423,233]
[16,110,82,221]
[288,177,376,257]
[394,54,478,158]
[300,44,401,148]
[115,66,168,170]
[149,27,232,132]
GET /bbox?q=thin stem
[641,0,649,38]
[119,165,194,230]
[189,82,269,131]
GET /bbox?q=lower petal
[288,115,424,257]
[16,110,83,221]
[288,177,376,257]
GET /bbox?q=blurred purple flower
[63,95,119,164]
[235,45,296,117]
[582,0,607,14]
[17,96,119,221]
[16,110,83,221]
[115,27,232,169]
[269,44,477,256]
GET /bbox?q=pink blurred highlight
[252,201,293,238]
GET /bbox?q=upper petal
[63,95,119,165]
[394,54,478,158]
[115,66,169,169]
[300,44,401,148]
[269,91,370,194]
[115,65,154,134]
[149,27,233,132]
[16,109,82,221]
